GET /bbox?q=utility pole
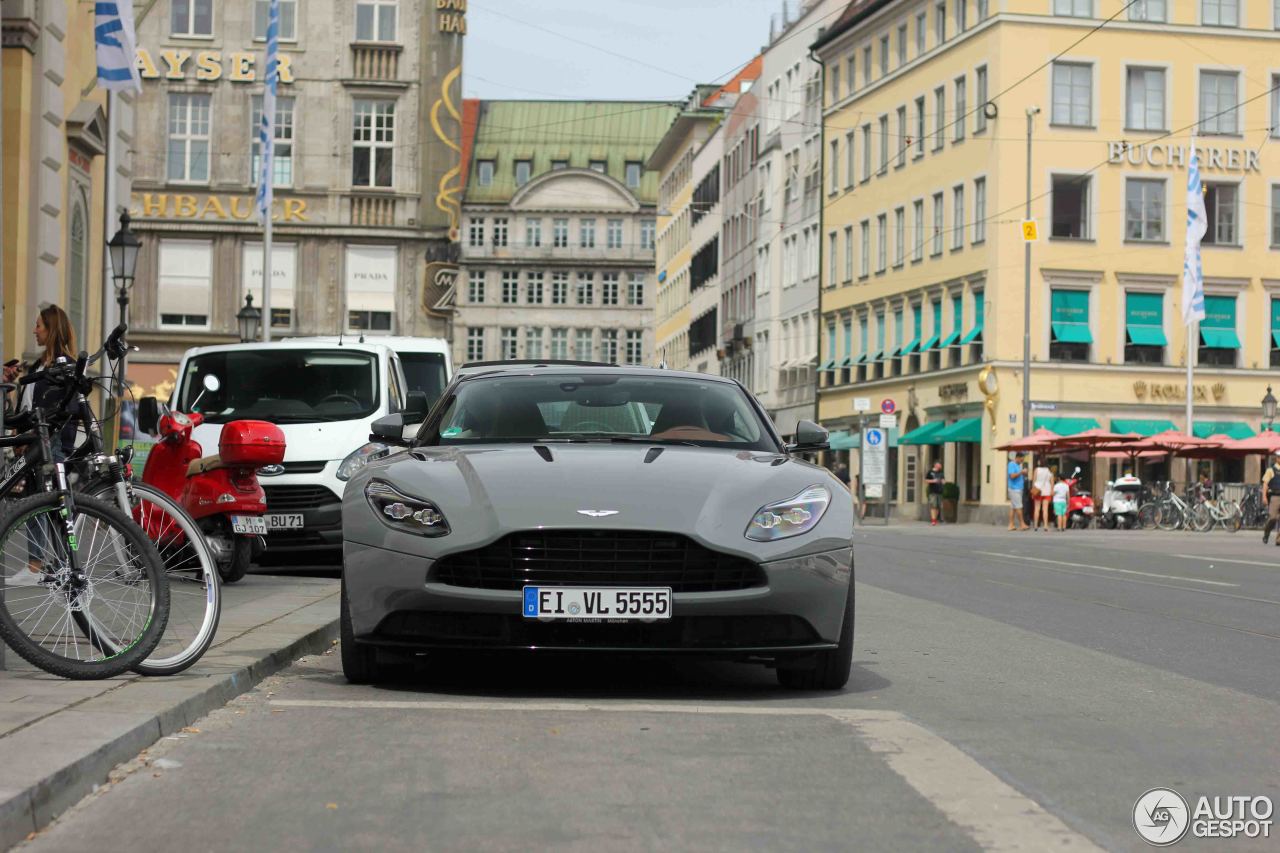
[1021,107,1039,437]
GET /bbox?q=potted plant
[941,482,960,523]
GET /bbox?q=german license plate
[231,515,267,535]
[522,587,672,621]
[266,513,304,531]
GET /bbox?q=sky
[463,0,791,102]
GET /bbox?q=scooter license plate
[231,515,267,535]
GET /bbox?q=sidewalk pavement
[0,574,339,849]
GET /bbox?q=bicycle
[0,352,170,679]
[1188,484,1243,533]
[1238,484,1268,529]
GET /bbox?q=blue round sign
[866,429,884,446]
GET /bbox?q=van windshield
[178,349,380,424]
[399,352,448,409]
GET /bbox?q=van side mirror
[138,397,161,436]
[404,391,430,421]
[370,413,409,445]
[787,419,830,452]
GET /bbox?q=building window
[158,240,212,328]
[951,185,965,249]
[500,328,518,360]
[1052,62,1092,127]
[895,106,907,166]
[1124,291,1166,364]
[585,160,604,173]
[525,328,543,360]
[860,220,871,277]
[876,213,887,272]
[932,193,944,255]
[525,218,542,247]
[625,330,643,365]
[167,94,211,183]
[1199,294,1240,366]
[861,124,872,180]
[1202,0,1239,26]
[243,243,296,330]
[1130,0,1166,21]
[1126,68,1166,130]
[601,274,620,305]
[551,160,568,170]
[1050,289,1091,362]
[916,12,927,53]
[953,76,966,141]
[467,270,485,303]
[894,208,905,266]
[468,218,485,247]
[935,1,946,43]
[1200,71,1240,134]
[553,218,569,248]
[552,272,569,305]
[550,328,569,360]
[978,0,989,19]
[514,159,531,186]
[476,160,494,187]
[914,97,926,157]
[1204,183,1239,245]
[580,219,596,249]
[254,0,297,40]
[1052,175,1090,239]
[974,67,989,134]
[628,274,645,306]
[345,245,396,333]
[863,46,872,84]
[640,218,656,250]
[492,217,508,247]
[828,231,839,285]
[846,54,857,92]
[625,161,643,188]
[575,329,593,362]
[601,330,619,364]
[1272,185,1280,247]
[913,200,925,260]
[973,177,986,243]
[1054,0,1092,16]
[576,273,594,305]
[501,271,518,304]
[1271,299,1280,367]
[830,65,842,102]
[844,131,856,187]
[879,35,889,76]
[356,0,397,41]
[352,99,394,188]
[1273,75,1280,138]
[466,328,484,362]
[1125,178,1165,241]
[957,0,968,29]
[843,226,854,281]
[526,272,544,304]
[897,24,908,65]
[607,219,623,249]
[933,87,945,150]
[171,0,213,37]
[251,96,295,187]
[878,115,889,173]
[829,139,840,192]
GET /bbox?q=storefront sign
[1106,142,1260,173]
[939,382,969,400]
[1133,380,1227,402]
[135,49,295,84]
[436,0,468,33]
[131,193,309,222]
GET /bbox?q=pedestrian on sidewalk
[1052,474,1070,531]
[1007,452,1029,531]
[1261,450,1280,545]
[3,304,79,461]
[1031,459,1053,531]
[925,461,944,525]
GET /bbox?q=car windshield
[178,349,380,424]
[399,352,449,409]
[421,373,777,451]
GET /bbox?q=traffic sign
[854,397,871,413]
[1020,219,1039,242]
[879,414,898,429]
[863,428,887,485]
[880,398,896,415]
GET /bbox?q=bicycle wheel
[1188,504,1212,533]
[1224,502,1243,533]
[1136,502,1158,530]
[1155,502,1183,532]
[87,482,221,676]
[0,492,169,679]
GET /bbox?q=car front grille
[432,530,767,593]
[263,485,338,512]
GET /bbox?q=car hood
[345,443,853,560]
[192,417,374,463]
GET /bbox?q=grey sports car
[339,362,855,689]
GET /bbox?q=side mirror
[370,413,409,445]
[203,374,221,393]
[1072,467,1081,477]
[403,391,430,421]
[787,419,829,452]
[138,397,161,436]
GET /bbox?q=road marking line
[976,552,1238,587]
[270,699,1102,851]
[1162,554,1280,568]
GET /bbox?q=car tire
[340,578,382,685]
[777,581,855,691]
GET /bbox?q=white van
[287,336,452,411]
[163,340,428,555]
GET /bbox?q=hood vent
[533,445,554,463]
[643,447,664,464]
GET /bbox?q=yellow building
[815,0,1280,521]
[2,1,131,363]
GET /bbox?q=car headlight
[365,480,450,537]
[745,485,831,541]
[337,442,390,481]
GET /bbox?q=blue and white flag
[1181,141,1207,326]
[94,1,142,92]
[254,0,281,225]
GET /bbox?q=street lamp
[237,294,262,343]
[1263,385,1277,432]
[106,211,141,328]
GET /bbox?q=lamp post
[237,293,262,343]
[107,211,141,329]
[1021,106,1040,438]
[1263,385,1277,432]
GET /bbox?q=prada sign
[1107,142,1260,173]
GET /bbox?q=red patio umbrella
[1044,428,1142,450]
[995,428,1060,452]
[1219,430,1280,456]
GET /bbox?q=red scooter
[141,375,286,583]
[1063,467,1095,529]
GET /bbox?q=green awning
[839,356,855,368]
[1127,325,1167,346]
[960,302,984,345]
[1192,422,1255,440]
[1125,293,1165,346]
[853,353,867,365]
[1110,418,1177,436]
[899,421,948,446]
[1033,416,1101,433]
[827,430,857,450]
[1051,322,1093,343]
[920,333,940,351]
[1201,327,1242,349]
[868,349,884,362]
[898,337,920,356]
[933,417,982,444]
[1272,330,1280,348]
[939,329,960,348]
[818,359,837,372]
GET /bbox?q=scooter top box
[218,420,286,467]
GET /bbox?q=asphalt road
[17,526,1280,852]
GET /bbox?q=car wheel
[340,578,382,685]
[777,581,855,691]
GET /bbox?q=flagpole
[263,210,272,342]
[257,0,280,342]
[1182,135,1207,486]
